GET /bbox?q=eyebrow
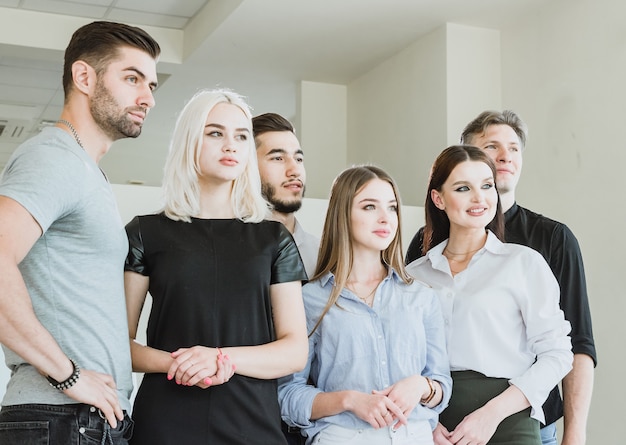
[357,198,397,204]
[451,176,493,186]
[205,123,251,133]
[265,148,304,156]
[124,66,158,90]
[486,139,520,147]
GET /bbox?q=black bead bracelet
[46,358,80,391]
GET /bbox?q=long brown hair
[422,145,505,254]
[309,165,412,335]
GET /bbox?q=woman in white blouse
[406,145,572,445]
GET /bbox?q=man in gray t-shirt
[0,21,159,444]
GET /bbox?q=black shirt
[405,203,597,426]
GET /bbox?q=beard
[262,182,303,214]
[90,78,144,140]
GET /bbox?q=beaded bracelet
[420,376,437,405]
[46,358,80,391]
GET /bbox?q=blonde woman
[279,166,451,445]
[124,89,308,444]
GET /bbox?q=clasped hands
[351,375,427,430]
[166,345,236,389]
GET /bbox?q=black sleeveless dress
[125,214,307,445]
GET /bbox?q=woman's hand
[372,374,426,419]
[346,391,406,429]
[447,406,499,445]
[168,346,236,388]
[433,422,454,445]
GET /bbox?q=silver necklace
[56,119,109,182]
[57,119,84,149]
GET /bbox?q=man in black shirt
[406,110,596,445]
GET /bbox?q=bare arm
[0,196,123,427]
[124,271,172,374]
[561,353,594,445]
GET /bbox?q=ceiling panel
[22,0,108,18]
[106,8,189,29]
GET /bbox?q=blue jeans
[0,403,133,445]
[540,422,558,445]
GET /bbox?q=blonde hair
[162,88,269,222]
[309,165,412,335]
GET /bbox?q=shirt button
[381,360,386,365]
[90,406,96,413]
[447,293,453,298]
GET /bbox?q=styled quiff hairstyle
[162,88,270,223]
[62,21,161,98]
[252,113,295,146]
[309,165,412,334]
[460,110,528,148]
[423,145,505,255]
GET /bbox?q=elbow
[285,338,309,374]
[292,346,309,374]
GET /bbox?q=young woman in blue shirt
[279,165,451,445]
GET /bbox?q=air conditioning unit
[0,119,32,142]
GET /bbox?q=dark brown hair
[252,112,295,147]
[62,21,161,97]
[423,145,505,254]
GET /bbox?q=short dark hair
[252,113,295,147]
[461,110,528,148]
[62,21,161,97]
[423,145,505,254]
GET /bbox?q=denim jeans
[540,422,558,445]
[0,403,133,445]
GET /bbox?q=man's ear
[71,60,96,95]
[431,189,445,210]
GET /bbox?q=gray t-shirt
[0,127,132,411]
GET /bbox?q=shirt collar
[318,267,401,288]
[426,230,506,266]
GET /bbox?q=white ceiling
[0,0,545,185]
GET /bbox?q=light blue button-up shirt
[278,269,451,441]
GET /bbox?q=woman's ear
[71,60,96,95]
[431,189,445,210]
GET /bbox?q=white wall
[348,25,447,207]
[298,81,348,199]
[498,1,624,442]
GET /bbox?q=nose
[285,157,303,178]
[378,208,391,223]
[223,135,237,153]
[138,85,156,110]
[496,146,511,163]
[471,187,486,202]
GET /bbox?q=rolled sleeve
[278,328,323,428]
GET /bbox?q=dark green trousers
[440,370,541,445]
